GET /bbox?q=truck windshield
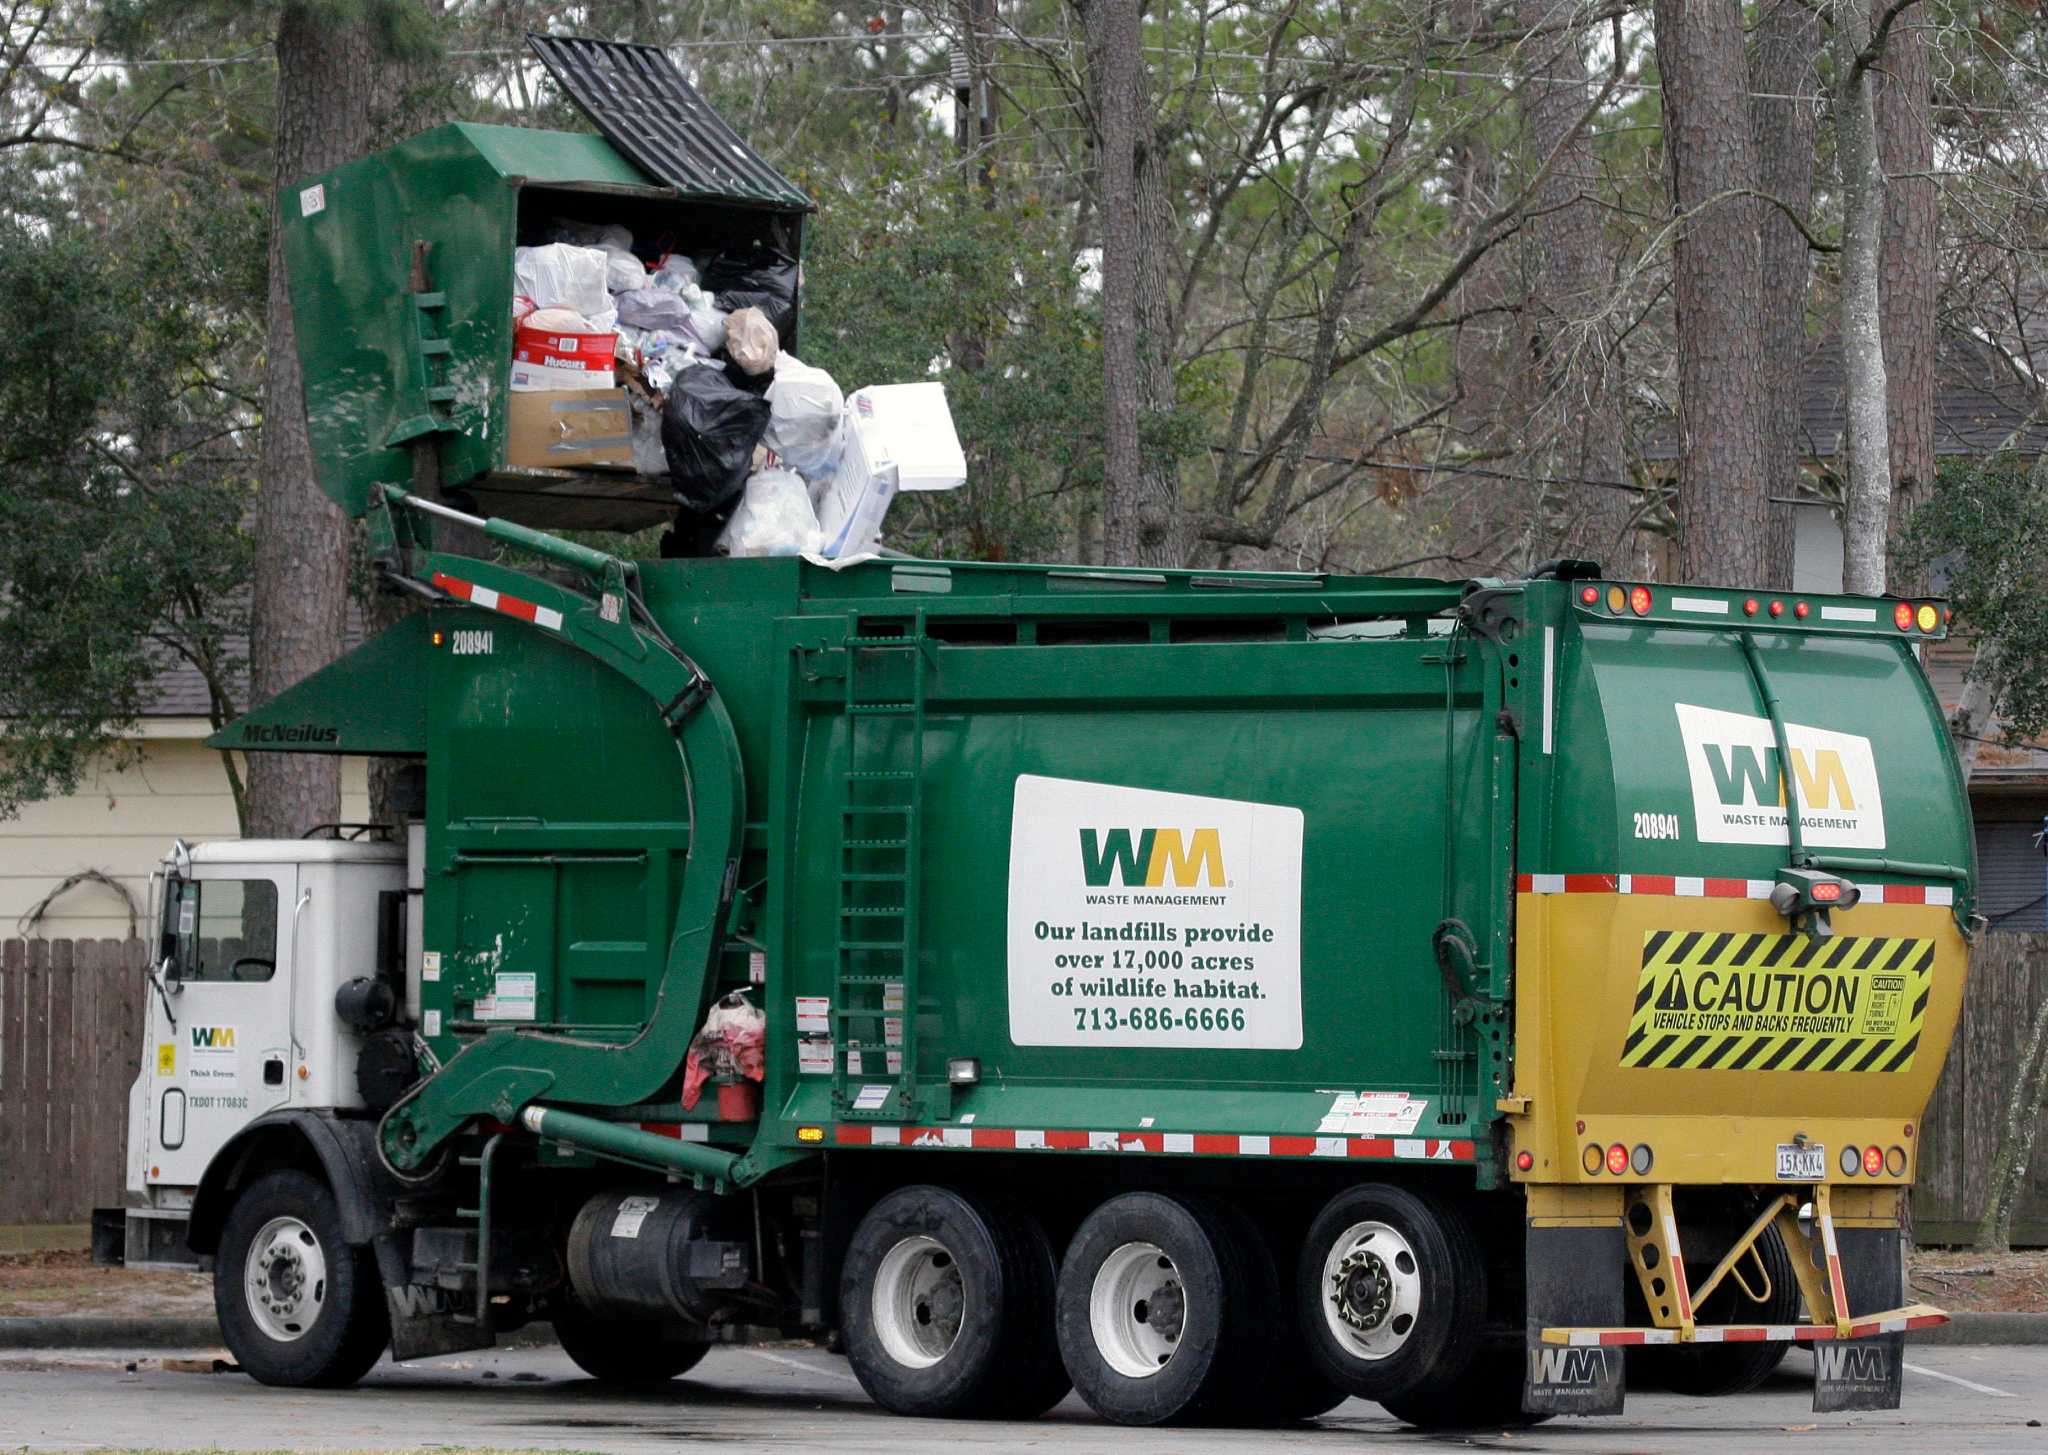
[166,878,280,983]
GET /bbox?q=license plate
[1776,1143,1825,1181]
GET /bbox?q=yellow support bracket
[1689,1193,1792,1311]
[1624,1184,1693,1336]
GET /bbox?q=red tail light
[1628,586,1652,617]
[1894,601,1915,631]
[1580,586,1600,605]
[1606,1143,1629,1176]
[1863,1146,1885,1177]
[1811,880,1842,903]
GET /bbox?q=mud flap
[1812,1337,1903,1411]
[375,1230,491,1362]
[1525,1224,1626,1416]
[1813,1226,1904,1413]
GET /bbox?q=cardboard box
[851,382,966,491]
[506,389,634,470]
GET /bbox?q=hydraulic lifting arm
[366,487,749,1181]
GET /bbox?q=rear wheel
[214,1169,388,1388]
[553,1305,709,1383]
[1635,1222,1799,1396]
[1056,1191,1268,1426]
[1378,1351,1550,1430]
[1296,1184,1484,1408]
[840,1185,1068,1419]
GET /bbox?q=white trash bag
[764,353,846,478]
[512,243,615,332]
[718,467,823,557]
[724,306,779,377]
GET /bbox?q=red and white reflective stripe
[1516,873,1952,907]
[638,1121,710,1142]
[1819,1207,1851,1326]
[1660,1197,1694,1325]
[432,571,566,632]
[832,1125,1476,1162]
[1554,1311,1946,1347]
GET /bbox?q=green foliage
[0,211,254,820]
[1906,454,2048,740]
[798,165,1102,560]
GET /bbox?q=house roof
[1643,326,2048,465]
[1921,635,2048,788]
[141,606,366,719]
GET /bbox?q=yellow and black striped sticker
[1621,929,1933,1074]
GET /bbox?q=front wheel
[214,1168,389,1387]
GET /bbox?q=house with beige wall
[2,669,368,942]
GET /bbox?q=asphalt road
[0,1342,2041,1453]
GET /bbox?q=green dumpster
[279,37,813,533]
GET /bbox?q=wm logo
[1703,744,1856,811]
[1079,828,1224,887]
[1529,1346,1607,1386]
[190,1026,236,1051]
[1815,1343,1890,1382]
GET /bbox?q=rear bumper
[1542,1302,1947,1345]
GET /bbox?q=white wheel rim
[1090,1241,1187,1379]
[871,1235,965,1369]
[1319,1219,1421,1361]
[244,1215,328,1343]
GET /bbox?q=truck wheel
[1055,1191,1266,1426]
[1637,1223,1798,1396]
[1208,1199,1345,1423]
[840,1185,1068,1419]
[553,1306,710,1383]
[1295,1184,1484,1404]
[214,1169,388,1388]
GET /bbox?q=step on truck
[96,42,1973,1428]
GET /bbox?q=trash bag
[652,253,702,292]
[661,363,772,515]
[765,353,845,478]
[615,286,693,332]
[724,307,779,378]
[512,243,615,332]
[718,467,823,557]
[704,245,799,344]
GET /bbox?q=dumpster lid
[527,34,814,213]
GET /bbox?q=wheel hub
[242,1216,328,1343]
[1333,1250,1391,1332]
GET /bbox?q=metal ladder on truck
[833,618,939,1123]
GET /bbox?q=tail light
[1886,1146,1907,1176]
[1516,1150,1535,1172]
[1793,601,1810,619]
[1580,585,1600,605]
[1630,1144,1654,1175]
[1894,601,1915,631]
[1840,1145,1861,1176]
[1628,586,1652,617]
[1863,1146,1885,1177]
[1606,1142,1629,1176]
[1769,600,1785,617]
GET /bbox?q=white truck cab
[111,835,408,1267]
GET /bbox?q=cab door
[145,868,296,1188]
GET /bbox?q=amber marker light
[1917,603,1939,632]
[1607,585,1627,613]
[1583,1143,1604,1175]
[796,1125,825,1143]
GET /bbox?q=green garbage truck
[95,38,1973,1428]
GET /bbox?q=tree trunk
[1749,0,1821,591]
[247,3,425,839]
[1516,1,1640,577]
[1876,6,1937,593]
[1081,0,1189,568]
[1653,0,1773,587]
[1975,975,2048,1254]
[1835,0,1893,598]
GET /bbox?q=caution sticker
[1622,929,1932,1074]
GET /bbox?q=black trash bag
[661,365,771,516]
[703,244,799,345]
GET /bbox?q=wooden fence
[1913,931,2048,1244]
[0,931,2043,1238]
[0,938,145,1225]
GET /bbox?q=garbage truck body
[96,50,1974,1427]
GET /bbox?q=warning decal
[1621,929,1932,1074]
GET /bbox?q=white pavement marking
[1903,1361,2015,1398]
[741,1348,864,1385]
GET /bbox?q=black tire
[1295,1184,1485,1405]
[840,1184,1068,1419]
[553,1305,710,1383]
[1209,1200,1345,1423]
[1055,1191,1269,1426]
[214,1168,389,1388]
[1635,1223,1798,1397]
[1378,1351,1552,1430]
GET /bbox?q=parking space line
[1902,1361,2014,1398]
[741,1348,865,1385]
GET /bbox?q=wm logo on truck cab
[1079,828,1224,888]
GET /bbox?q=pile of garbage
[508,225,963,559]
